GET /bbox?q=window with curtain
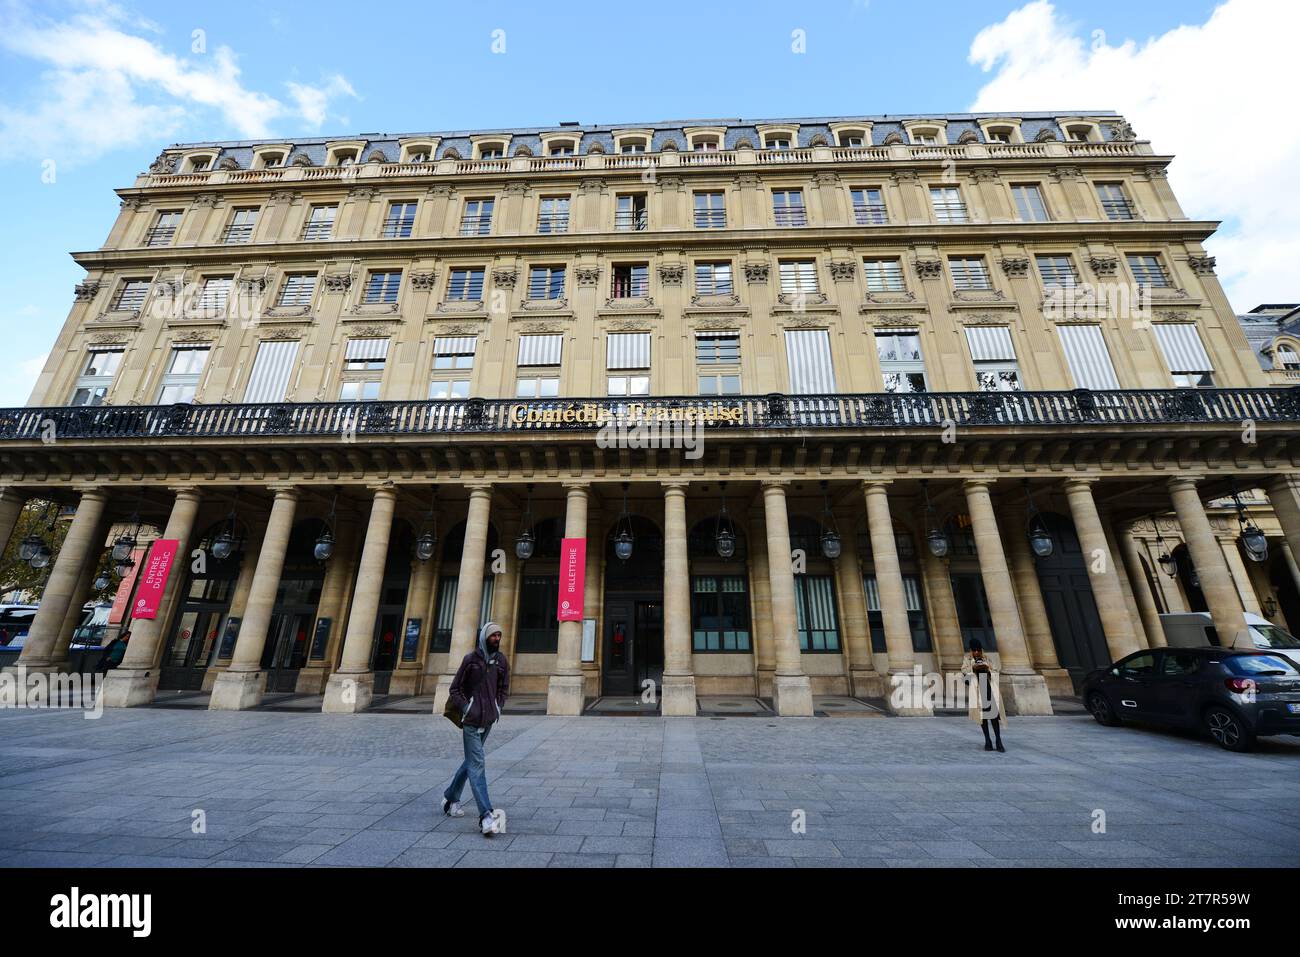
[69,349,124,406]
[784,329,836,394]
[794,575,840,652]
[1057,324,1120,390]
[691,576,751,651]
[875,329,927,393]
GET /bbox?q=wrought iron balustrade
[1,389,1296,443]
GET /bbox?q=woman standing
[960,639,1007,752]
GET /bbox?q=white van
[1160,611,1300,670]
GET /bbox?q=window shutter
[964,326,1017,362]
[243,340,299,403]
[434,336,478,355]
[344,338,390,361]
[1057,325,1120,390]
[518,334,563,367]
[606,332,651,370]
[784,329,836,394]
[1153,323,1213,373]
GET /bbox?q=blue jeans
[444,723,492,818]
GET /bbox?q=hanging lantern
[926,526,951,558]
[515,529,535,561]
[1024,480,1054,559]
[818,480,842,560]
[18,533,44,563]
[614,530,634,562]
[114,555,136,579]
[714,482,737,559]
[1157,550,1176,578]
[416,531,437,562]
[210,528,236,561]
[110,533,135,563]
[313,528,334,563]
[1241,524,1268,563]
[93,572,112,591]
[820,530,842,560]
[30,543,52,570]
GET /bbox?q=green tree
[0,500,120,604]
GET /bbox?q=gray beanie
[478,621,502,659]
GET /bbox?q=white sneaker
[481,809,506,835]
[442,799,465,818]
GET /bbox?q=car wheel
[1087,692,1121,727]
[1204,706,1255,752]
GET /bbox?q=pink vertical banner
[109,546,147,624]
[133,539,179,620]
[557,538,586,622]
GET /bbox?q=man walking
[442,621,509,835]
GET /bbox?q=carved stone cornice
[191,193,219,208]
[603,297,655,310]
[434,300,487,315]
[733,173,761,189]
[969,167,1001,184]
[913,259,943,279]
[574,266,601,286]
[410,271,437,291]
[349,187,377,201]
[118,197,144,212]
[999,257,1030,277]
[828,260,857,282]
[656,263,685,285]
[1049,166,1084,182]
[812,172,841,188]
[1088,256,1119,277]
[1187,255,1217,276]
[267,190,301,204]
[579,178,604,194]
[427,184,457,198]
[501,181,529,196]
[742,262,769,284]
[73,281,101,302]
[492,268,517,288]
[892,170,920,186]
[323,274,353,294]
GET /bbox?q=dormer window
[478,142,506,159]
[765,136,792,150]
[986,127,1013,144]
[548,141,576,156]
[1275,343,1300,371]
[186,155,213,173]
[400,141,436,164]
[264,152,285,167]
[620,139,647,153]
[693,137,720,151]
[328,146,360,166]
[910,128,941,146]
[1065,124,1094,143]
[842,134,866,147]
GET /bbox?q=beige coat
[960,653,1008,724]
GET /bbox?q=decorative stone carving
[969,167,1001,183]
[238,277,268,294]
[913,259,943,279]
[119,197,144,212]
[89,333,129,345]
[743,262,770,284]
[882,132,904,146]
[952,289,1008,302]
[346,302,400,316]
[1049,166,1084,182]
[657,175,683,190]
[218,156,240,171]
[431,323,483,335]
[517,322,565,334]
[153,277,184,298]
[867,314,921,327]
[957,130,980,145]
[268,190,300,204]
[733,173,760,189]
[492,268,517,288]
[512,144,533,157]
[365,150,390,164]
[657,263,685,285]
[579,178,604,194]
[784,315,825,328]
[1147,166,1169,180]
[812,172,841,188]
[575,266,601,286]
[692,317,742,330]
[734,137,754,150]
[587,142,605,154]
[502,181,529,195]
[265,328,302,340]
[1187,255,1217,276]
[191,193,219,207]
[148,152,178,175]
[518,298,570,311]
[436,300,487,314]
[349,187,376,201]
[688,295,742,309]
[442,147,463,160]
[1088,256,1119,277]
[603,297,655,310]
[809,134,829,147]
[73,281,100,302]
[1156,310,1191,322]
[323,274,353,293]
[351,323,397,338]
[407,272,435,291]
[892,169,920,185]
[777,292,829,307]
[863,291,917,305]
[606,318,649,331]
[828,260,858,282]
[999,257,1030,277]
[289,153,314,167]
[660,138,679,152]
[958,312,1014,325]
[174,330,213,343]
[1107,120,1137,142]
[1034,128,1059,143]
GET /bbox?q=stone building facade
[2,111,1298,717]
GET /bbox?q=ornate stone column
[579,504,603,698]
[209,486,299,711]
[51,511,112,670]
[1117,521,1167,649]
[862,481,930,713]
[833,527,883,698]
[1268,475,1300,575]
[761,481,813,716]
[1063,479,1140,661]
[963,479,1052,715]
[919,547,965,674]
[0,487,25,560]
[548,483,589,715]
[1100,512,1155,648]
[660,482,697,716]
[748,509,776,698]
[1168,477,1250,646]
[1002,510,1072,694]
[432,485,491,714]
[326,485,398,713]
[101,486,202,707]
[14,488,108,671]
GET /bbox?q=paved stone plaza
[1,706,1297,868]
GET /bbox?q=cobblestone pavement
[1,706,1297,868]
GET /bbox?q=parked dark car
[1082,647,1300,752]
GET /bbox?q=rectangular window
[865,575,931,653]
[515,576,561,653]
[794,575,840,652]
[223,207,258,244]
[964,326,1022,392]
[432,576,498,653]
[863,258,905,293]
[145,210,182,247]
[1127,253,1171,288]
[537,196,570,234]
[340,338,388,402]
[693,191,726,228]
[772,189,807,226]
[430,336,476,399]
[461,198,494,236]
[785,329,836,393]
[1057,324,1120,390]
[851,187,887,225]
[697,373,741,395]
[692,576,752,652]
[381,201,418,238]
[517,333,562,397]
[1035,254,1079,288]
[875,329,928,394]
[527,265,565,300]
[1097,183,1134,221]
[606,332,651,396]
[243,340,299,403]
[949,256,992,290]
[446,267,486,301]
[364,270,402,304]
[302,205,337,240]
[1153,323,1215,387]
[157,347,209,404]
[276,273,317,307]
[112,279,150,312]
[69,349,124,407]
[695,333,740,364]
[778,260,819,294]
[1012,184,1050,222]
[929,186,968,223]
[615,193,648,231]
[694,262,733,296]
[611,264,649,298]
[196,277,233,313]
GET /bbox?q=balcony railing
[3,389,1295,443]
[852,203,888,225]
[614,209,648,231]
[537,213,570,234]
[459,215,493,236]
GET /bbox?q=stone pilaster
[1002,508,1072,695]
[761,481,813,716]
[1063,479,1140,662]
[432,485,491,714]
[1168,477,1250,647]
[833,528,882,698]
[660,482,697,716]
[547,483,588,715]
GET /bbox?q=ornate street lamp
[818,481,841,560]
[30,542,52,570]
[1230,488,1268,563]
[922,480,950,558]
[416,490,438,562]
[714,482,736,559]
[515,484,535,561]
[613,482,634,562]
[1024,480,1054,559]
[18,532,43,563]
[210,493,240,561]
[314,493,337,563]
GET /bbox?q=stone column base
[1039,668,1075,697]
[850,669,887,699]
[322,671,374,713]
[660,674,697,716]
[755,667,775,700]
[99,668,159,708]
[294,667,329,695]
[431,674,455,714]
[1000,672,1054,715]
[388,669,422,697]
[208,669,267,711]
[772,673,814,716]
[546,674,585,716]
[201,664,229,693]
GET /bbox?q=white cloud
[0,1,357,165]
[2,354,50,407]
[967,0,1299,313]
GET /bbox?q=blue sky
[0,0,1288,405]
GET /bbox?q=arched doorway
[261,521,326,692]
[159,518,249,691]
[1033,511,1110,687]
[602,516,663,696]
